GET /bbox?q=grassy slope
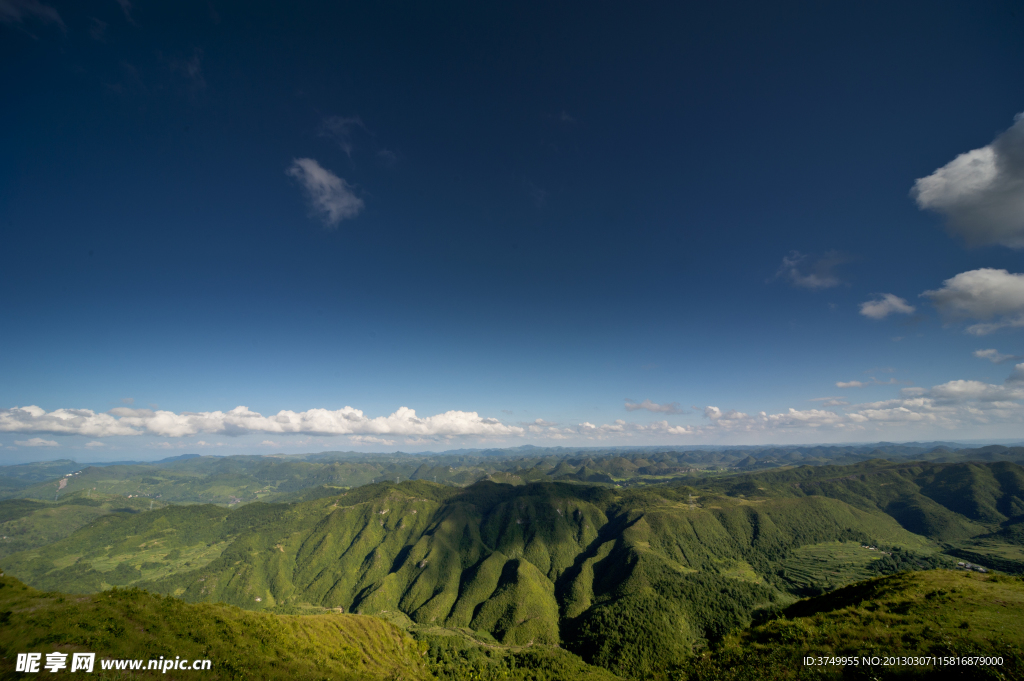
[0,494,166,560]
[685,570,1024,680]
[0,574,430,681]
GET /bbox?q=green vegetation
[776,541,885,594]
[420,631,622,680]
[685,570,1024,680]
[0,493,165,560]
[0,473,961,677]
[0,573,430,680]
[3,452,1024,679]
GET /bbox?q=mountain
[8,443,1024,507]
[0,573,430,680]
[3,457,1024,678]
[0,468,977,677]
[687,569,1024,680]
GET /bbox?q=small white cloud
[912,113,1024,248]
[168,48,205,88]
[625,399,683,414]
[859,294,915,320]
[89,17,107,40]
[319,115,364,157]
[286,158,364,228]
[974,348,1023,364]
[922,268,1024,334]
[14,437,58,447]
[772,251,847,289]
[703,406,749,421]
[809,397,849,407]
[1005,362,1024,384]
[259,440,280,447]
[349,435,395,445]
[84,441,106,448]
[0,0,63,27]
[114,0,135,24]
[837,377,899,388]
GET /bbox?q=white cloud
[1005,362,1024,384]
[320,115,364,157]
[859,294,915,320]
[168,48,205,88]
[577,420,693,438]
[624,399,684,414]
[0,406,139,437]
[114,0,135,24]
[926,379,1024,404]
[974,348,1023,364]
[0,0,63,27]
[912,113,1024,248]
[0,405,525,439]
[14,437,58,447]
[703,406,750,421]
[759,408,848,429]
[837,377,900,388]
[773,251,847,289]
[922,268,1024,334]
[810,397,848,407]
[84,441,106,448]
[259,440,280,447]
[286,158,364,227]
[349,435,395,446]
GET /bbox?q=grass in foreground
[682,569,1024,680]
[0,574,430,680]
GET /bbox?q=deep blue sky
[3,0,1024,460]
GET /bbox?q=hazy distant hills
[4,442,1024,507]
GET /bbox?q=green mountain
[0,474,951,677]
[0,573,430,680]
[3,457,1024,678]
[687,569,1024,680]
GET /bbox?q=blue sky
[3,0,1024,461]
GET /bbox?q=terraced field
[775,541,885,593]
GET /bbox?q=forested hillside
[2,455,1024,678]
[687,570,1024,680]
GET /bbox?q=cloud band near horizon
[5,369,1024,444]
